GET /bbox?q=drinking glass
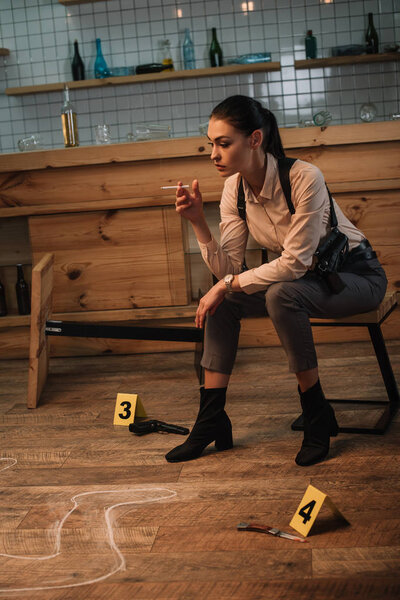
[95,124,112,144]
[359,103,377,122]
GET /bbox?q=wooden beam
[27,253,54,409]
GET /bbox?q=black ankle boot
[165,387,233,463]
[295,380,339,467]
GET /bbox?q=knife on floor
[237,522,307,542]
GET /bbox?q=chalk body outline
[0,458,177,593]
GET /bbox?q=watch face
[224,274,234,290]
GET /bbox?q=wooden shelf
[0,48,10,56]
[5,61,281,96]
[1,122,399,177]
[295,52,400,69]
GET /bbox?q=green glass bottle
[209,28,223,67]
[71,40,85,81]
[365,13,379,54]
[305,30,317,59]
[15,264,30,315]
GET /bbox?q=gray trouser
[200,257,388,374]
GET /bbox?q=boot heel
[330,420,339,437]
[215,431,233,451]
[215,424,233,451]
[215,412,233,451]
[329,406,339,437]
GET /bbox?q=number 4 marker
[290,484,349,537]
[113,393,147,426]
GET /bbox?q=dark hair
[210,95,285,159]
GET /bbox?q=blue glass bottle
[183,28,195,70]
[94,38,111,78]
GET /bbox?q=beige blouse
[198,154,365,295]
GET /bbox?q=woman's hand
[195,280,226,329]
[175,179,204,224]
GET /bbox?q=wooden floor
[0,340,399,600]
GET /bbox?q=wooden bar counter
[0,121,399,359]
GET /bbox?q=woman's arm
[195,273,242,329]
[175,176,248,279]
[175,179,212,243]
[198,175,249,279]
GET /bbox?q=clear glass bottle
[305,30,317,59]
[94,38,111,78]
[0,277,7,317]
[182,29,196,70]
[365,13,379,54]
[15,264,30,315]
[160,39,174,71]
[209,28,223,67]
[71,39,85,81]
[61,85,79,148]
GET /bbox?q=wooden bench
[27,253,202,408]
[28,253,399,433]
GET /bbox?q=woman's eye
[207,141,230,149]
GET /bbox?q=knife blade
[237,522,307,543]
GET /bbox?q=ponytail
[260,107,285,158]
[210,95,285,159]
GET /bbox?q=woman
[165,95,387,467]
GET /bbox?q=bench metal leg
[291,323,399,435]
[368,323,400,411]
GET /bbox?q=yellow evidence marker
[113,393,147,426]
[290,483,349,537]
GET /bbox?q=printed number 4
[299,500,316,524]
[118,400,132,420]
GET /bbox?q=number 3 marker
[113,393,147,426]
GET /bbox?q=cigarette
[161,185,189,189]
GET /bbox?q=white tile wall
[0,0,398,153]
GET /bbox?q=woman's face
[207,117,261,178]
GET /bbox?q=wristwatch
[224,273,234,293]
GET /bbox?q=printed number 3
[118,400,132,419]
[298,500,316,524]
